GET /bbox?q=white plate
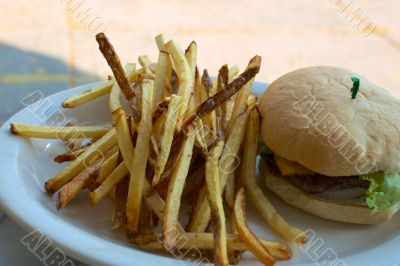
[0,82,399,266]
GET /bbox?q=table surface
[0,1,399,265]
[0,212,85,265]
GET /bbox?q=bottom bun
[259,159,400,224]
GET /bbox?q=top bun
[259,66,400,176]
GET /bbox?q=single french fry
[234,188,276,266]
[54,148,85,163]
[153,94,182,186]
[45,128,117,193]
[247,93,257,107]
[155,34,166,51]
[10,123,111,140]
[62,81,114,108]
[218,107,252,189]
[185,41,197,80]
[151,112,166,143]
[165,40,194,128]
[192,69,207,147]
[155,34,174,95]
[187,108,252,232]
[126,80,154,235]
[256,164,308,244]
[125,63,137,83]
[227,206,244,265]
[200,69,218,144]
[216,65,229,132]
[112,176,129,229]
[225,79,254,134]
[55,138,99,163]
[89,161,128,205]
[94,151,119,183]
[96,33,141,121]
[133,233,291,260]
[57,165,95,209]
[139,55,155,74]
[228,65,240,82]
[246,110,308,244]
[184,42,206,145]
[224,173,235,209]
[205,141,228,266]
[96,33,133,100]
[153,51,169,108]
[163,132,196,251]
[109,83,136,175]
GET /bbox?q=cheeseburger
[258,66,400,224]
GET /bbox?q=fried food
[10,123,111,140]
[234,188,276,266]
[62,81,114,108]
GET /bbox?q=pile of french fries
[10,33,308,265]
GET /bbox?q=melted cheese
[274,155,316,176]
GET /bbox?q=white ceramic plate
[0,82,399,266]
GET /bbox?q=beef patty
[264,155,370,194]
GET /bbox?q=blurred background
[0,0,399,123]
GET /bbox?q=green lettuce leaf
[361,172,400,213]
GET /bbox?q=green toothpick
[351,77,360,99]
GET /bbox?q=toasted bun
[260,160,400,224]
[258,66,400,176]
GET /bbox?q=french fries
[58,163,96,209]
[134,233,291,260]
[96,33,141,121]
[10,123,111,140]
[109,83,135,173]
[126,80,154,235]
[225,77,254,135]
[112,177,129,229]
[165,40,194,128]
[216,64,229,131]
[58,147,117,208]
[259,160,309,244]
[139,55,155,74]
[163,132,196,251]
[92,151,119,184]
[89,161,128,205]
[45,128,117,193]
[234,188,276,266]
[224,173,236,209]
[243,109,308,244]
[187,107,253,232]
[153,51,169,107]
[62,81,114,108]
[181,56,261,134]
[205,141,228,265]
[153,94,182,186]
[54,148,85,163]
[155,34,166,51]
[10,32,307,265]
[182,164,205,198]
[228,65,240,81]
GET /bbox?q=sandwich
[258,66,400,224]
